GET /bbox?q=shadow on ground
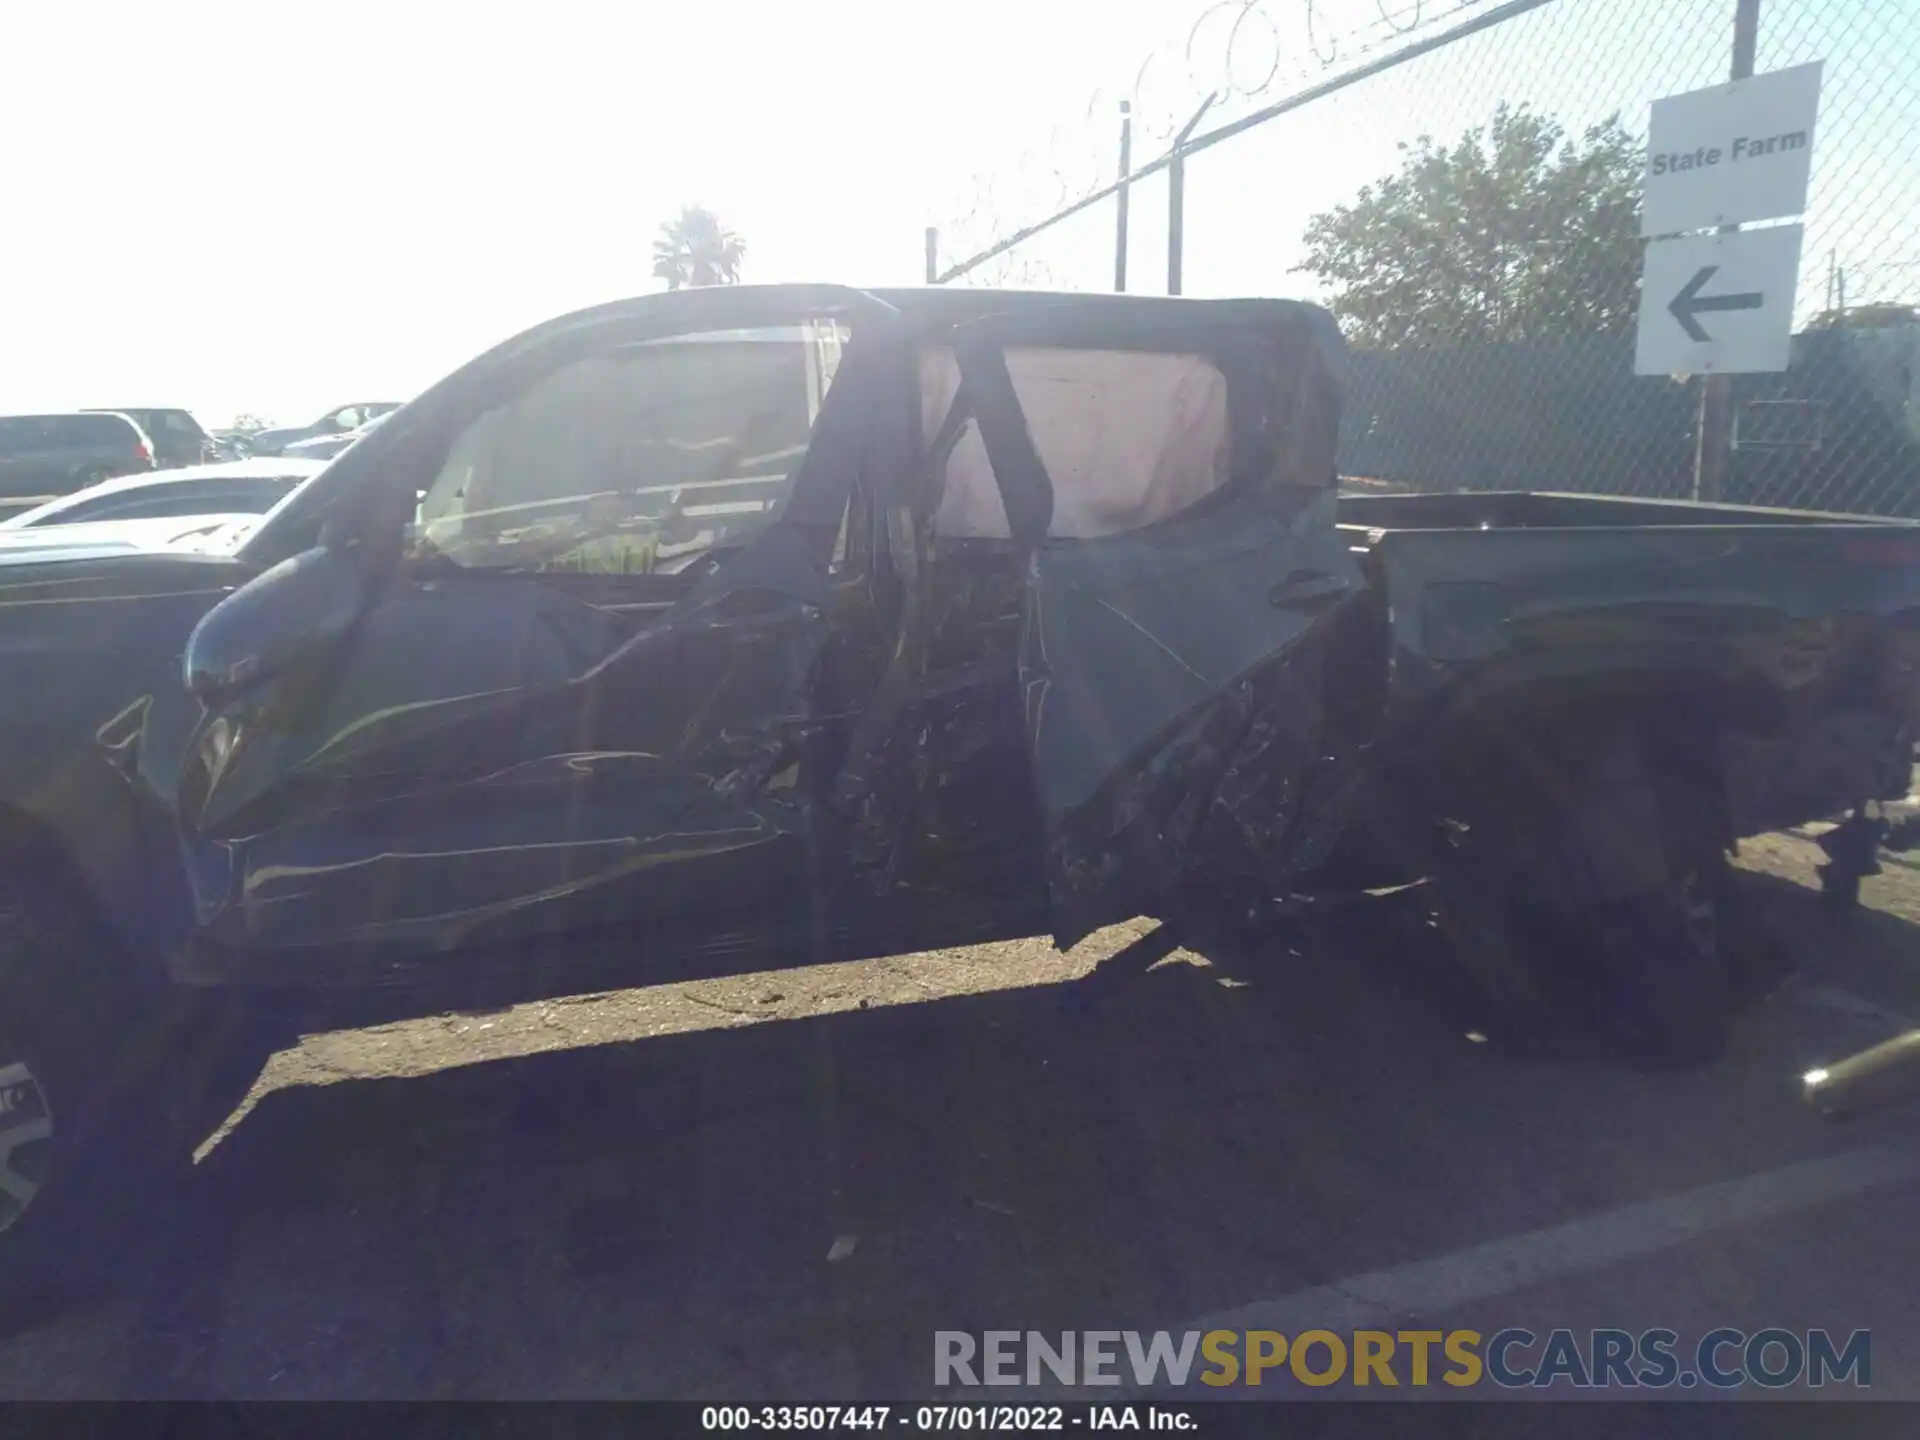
[1738,867,1920,1021]
[10,876,1919,1399]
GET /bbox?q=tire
[1428,733,1734,1068]
[0,865,223,1314]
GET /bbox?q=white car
[0,457,325,530]
[0,512,264,557]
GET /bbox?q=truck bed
[1331,490,1920,756]
[1337,489,1917,533]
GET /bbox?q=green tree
[651,205,747,290]
[1296,105,1643,348]
[226,412,272,433]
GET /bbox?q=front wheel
[0,866,228,1314]
[0,1046,53,1243]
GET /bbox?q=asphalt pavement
[1,832,1917,1403]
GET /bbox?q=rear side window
[52,414,143,450]
[110,410,205,440]
[0,418,42,456]
[0,414,143,454]
[921,348,1231,540]
[157,411,206,438]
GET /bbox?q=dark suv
[85,408,214,469]
[247,401,403,457]
[0,412,155,512]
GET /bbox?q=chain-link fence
[931,0,1920,518]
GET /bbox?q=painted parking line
[1169,1147,1920,1340]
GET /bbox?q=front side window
[409,321,848,577]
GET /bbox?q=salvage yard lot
[4,829,1920,1400]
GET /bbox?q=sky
[2,0,1912,428]
[980,0,1916,321]
[1,0,1172,426]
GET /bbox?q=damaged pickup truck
[2,285,1918,1293]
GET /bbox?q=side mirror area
[184,542,366,704]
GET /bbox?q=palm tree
[651,206,747,290]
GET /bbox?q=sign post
[1703,0,1755,504]
[1633,2,1825,502]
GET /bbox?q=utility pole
[924,227,939,285]
[1692,0,1760,502]
[1114,102,1133,292]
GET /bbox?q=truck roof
[533,285,1337,346]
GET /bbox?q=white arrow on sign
[1635,225,1804,376]
[1642,61,1822,237]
